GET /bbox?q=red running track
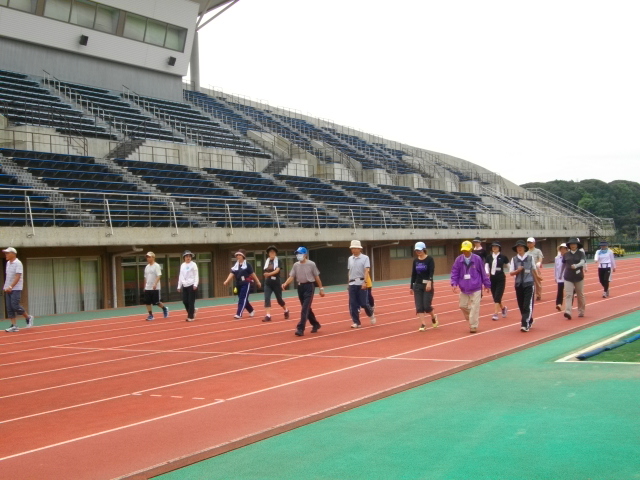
[1,258,639,479]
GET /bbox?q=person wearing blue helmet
[282,246,325,336]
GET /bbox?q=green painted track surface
[157,312,640,480]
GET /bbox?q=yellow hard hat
[460,241,473,252]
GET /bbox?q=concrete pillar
[190,30,200,92]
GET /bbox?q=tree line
[521,179,640,241]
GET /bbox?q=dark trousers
[515,283,534,328]
[598,267,611,292]
[5,290,26,318]
[556,282,564,306]
[490,273,505,304]
[181,285,196,319]
[264,280,285,308]
[236,283,254,316]
[367,287,375,307]
[296,283,320,332]
[349,285,373,325]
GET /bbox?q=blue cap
[414,242,426,251]
[295,246,308,255]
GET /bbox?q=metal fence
[0,185,602,236]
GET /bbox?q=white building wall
[0,0,197,77]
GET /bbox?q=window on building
[390,247,412,259]
[123,12,147,42]
[94,3,118,34]
[145,18,167,47]
[165,24,187,51]
[69,0,96,28]
[27,257,102,316]
[7,0,38,13]
[44,0,71,22]
[430,246,446,257]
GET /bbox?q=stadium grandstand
[0,0,615,319]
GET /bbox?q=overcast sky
[195,0,640,186]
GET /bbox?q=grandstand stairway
[0,151,99,226]
[0,69,116,141]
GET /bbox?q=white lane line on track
[2,275,638,388]
[0,277,638,462]
[0,399,226,462]
[2,261,637,352]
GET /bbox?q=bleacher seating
[55,81,183,143]
[0,149,193,227]
[130,95,270,159]
[0,69,115,140]
[184,91,261,136]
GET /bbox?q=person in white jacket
[177,250,199,322]
[594,241,616,297]
[554,243,568,311]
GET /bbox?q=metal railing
[0,185,604,234]
[0,128,87,156]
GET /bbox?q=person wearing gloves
[282,247,325,336]
[346,240,376,329]
[224,249,261,319]
[410,241,438,332]
[177,250,199,322]
[594,241,616,298]
[262,245,289,322]
[484,242,509,321]
[451,240,491,333]
[562,237,587,320]
[554,243,568,311]
[510,240,537,332]
[526,237,544,301]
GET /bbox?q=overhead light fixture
[168,56,177,66]
[79,35,89,46]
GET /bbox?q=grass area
[584,330,640,363]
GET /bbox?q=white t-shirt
[4,259,24,290]
[144,262,162,290]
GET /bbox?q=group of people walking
[3,237,619,335]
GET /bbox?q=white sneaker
[194,308,198,318]
[234,315,241,319]
[492,314,499,321]
[25,315,34,328]
[5,325,19,332]
[250,311,255,317]
[369,314,376,325]
[501,306,508,318]
[186,318,195,322]
[351,323,361,329]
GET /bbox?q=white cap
[558,243,567,248]
[414,241,426,251]
[527,237,535,243]
[145,251,155,257]
[349,240,363,249]
[2,247,17,254]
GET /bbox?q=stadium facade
[0,0,614,318]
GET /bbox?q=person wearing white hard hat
[410,241,438,332]
[346,240,375,328]
[554,243,568,311]
[3,247,34,333]
[526,238,544,301]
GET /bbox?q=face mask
[296,254,305,261]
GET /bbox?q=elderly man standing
[346,240,376,329]
[451,241,491,333]
[527,237,544,301]
[3,247,34,333]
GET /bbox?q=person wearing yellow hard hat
[450,240,491,333]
